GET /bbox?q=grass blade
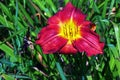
[0,41,17,62]
[1,74,15,80]
[111,21,120,56]
[56,62,67,80]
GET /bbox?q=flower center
[59,19,81,44]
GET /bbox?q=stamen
[59,20,81,43]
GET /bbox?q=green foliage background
[0,0,120,80]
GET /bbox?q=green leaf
[1,74,15,80]
[111,21,120,56]
[0,63,4,74]
[0,42,13,57]
[116,10,120,18]
[108,44,119,58]
[18,2,34,26]
[92,1,100,13]
[109,53,115,71]
[0,58,16,67]
[32,0,51,17]
[1,28,26,44]
[0,15,14,30]
[87,75,92,80]
[56,62,67,80]
[115,60,120,76]
[102,0,109,18]
[0,41,17,62]
[12,75,31,79]
[107,0,115,19]
[46,0,57,13]
[0,2,13,20]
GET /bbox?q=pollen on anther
[59,20,81,42]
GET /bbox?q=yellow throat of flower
[59,19,81,44]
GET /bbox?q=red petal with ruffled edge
[59,43,77,54]
[36,26,67,54]
[48,2,82,25]
[36,25,58,45]
[48,14,60,25]
[72,9,86,25]
[58,2,75,22]
[74,28,104,56]
[41,36,67,54]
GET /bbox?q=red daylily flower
[36,2,104,56]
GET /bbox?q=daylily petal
[41,36,67,54]
[78,21,92,29]
[72,9,86,26]
[58,2,75,22]
[80,22,96,31]
[59,43,77,54]
[74,39,104,56]
[36,26,67,54]
[48,2,76,24]
[48,2,87,28]
[74,30,104,56]
[48,14,60,25]
[36,25,59,45]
